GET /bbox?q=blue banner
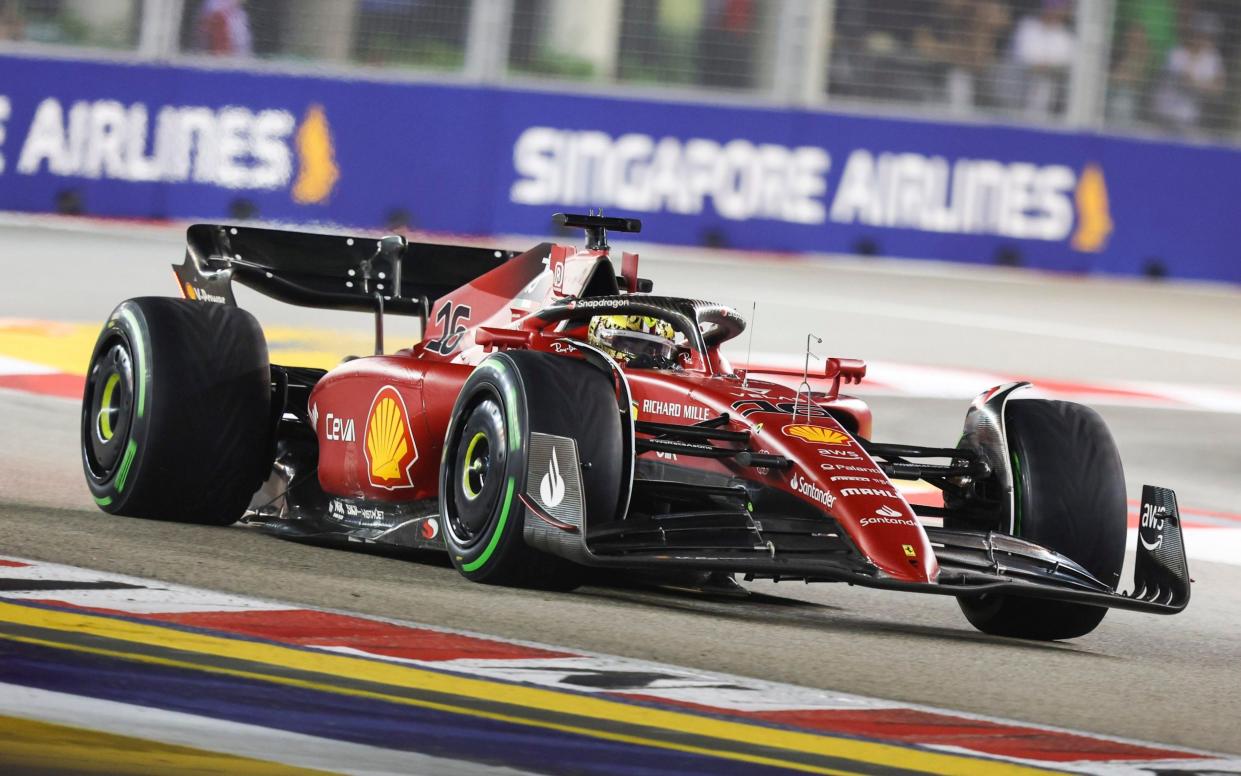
[0,54,1237,283]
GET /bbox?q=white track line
[4,555,1240,775]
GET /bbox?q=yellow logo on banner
[1071,163,1113,253]
[365,386,417,488]
[292,104,340,205]
[782,424,850,445]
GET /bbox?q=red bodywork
[309,241,938,584]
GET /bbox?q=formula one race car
[81,213,1190,640]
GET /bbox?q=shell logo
[782,424,850,445]
[364,386,418,489]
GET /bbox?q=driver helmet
[588,315,678,367]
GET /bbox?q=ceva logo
[0,96,339,204]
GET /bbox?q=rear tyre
[81,298,271,525]
[958,399,1127,640]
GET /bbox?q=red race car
[81,213,1189,640]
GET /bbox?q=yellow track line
[0,319,374,374]
[0,602,1061,776]
[0,715,326,776]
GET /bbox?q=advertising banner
[0,54,1237,282]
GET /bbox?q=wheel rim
[446,396,507,548]
[82,337,136,481]
[461,431,490,499]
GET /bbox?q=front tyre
[81,298,271,525]
[441,352,616,591]
[959,399,1127,640]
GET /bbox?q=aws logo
[6,96,339,204]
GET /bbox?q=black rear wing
[173,224,519,320]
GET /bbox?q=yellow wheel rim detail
[97,372,121,441]
[462,431,488,499]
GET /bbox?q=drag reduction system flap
[174,223,519,318]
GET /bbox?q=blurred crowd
[0,0,1238,142]
[830,0,1234,136]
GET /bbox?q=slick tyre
[959,399,1127,640]
[81,298,272,525]
[440,351,622,590]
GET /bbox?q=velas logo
[782,424,850,445]
[539,448,566,508]
[6,97,339,204]
[365,386,418,489]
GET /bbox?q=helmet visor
[600,328,678,363]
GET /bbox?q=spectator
[1117,0,1177,66]
[1108,21,1152,123]
[195,0,252,57]
[1152,12,1226,134]
[912,0,1011,113]
[0,0,23,41]
[828,0,942,103]
[1008,0,1076,117]
[698,0,756,89]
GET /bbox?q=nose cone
[776,423,937,583]
[832,489,938,583]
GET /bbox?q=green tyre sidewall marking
[461,478,516,573]
[118,307,147,419]
[441,354,530,577]
[83,304,148,510]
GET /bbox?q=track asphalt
[0,218,1238,760]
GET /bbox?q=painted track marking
[1,556,1237,774]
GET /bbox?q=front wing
[579,485,1190,615]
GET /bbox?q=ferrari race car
[81,213,1190,640]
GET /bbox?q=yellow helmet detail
[588,315,679,367]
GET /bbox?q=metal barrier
[0,2,1238,145]
[0,0,140,50]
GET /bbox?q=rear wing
[173,224,519,320]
